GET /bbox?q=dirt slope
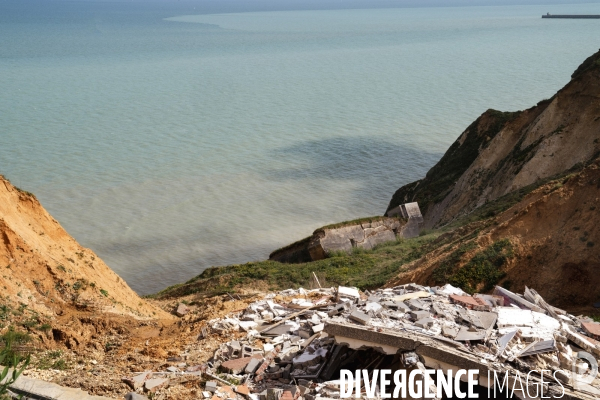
[0,175,169,320]
[386,49,600,228]
[385,157,600,313]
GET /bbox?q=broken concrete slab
[407,298,431,311]
[365,302,383,314]
[410,310,430,321]
[454,327,487,341]
[337,286,360,300]
[349,310,371,325]
[221,357,254,374]
[581,321,600,340]
[414,317,436,329]
[235,384,250,396]
[497,307,560,335]
[261,323,294,336]
[191,283,600,400]
[441,326,458,339]
[122,371,152,390]
[493,286,544,312]
[245,357,262,374]
[393,291,430,302]
[205,381,218,393]
[449,294,483,309]
[5,371,113,400]
[144,378,170,393]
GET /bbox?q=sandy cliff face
[386,49,600,228]
[0,176,168,320]
[385,159,600,311]
[382,50,600,311]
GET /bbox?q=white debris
[337,286,360,299]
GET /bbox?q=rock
[176,303,190,317]
[312,323,324,333]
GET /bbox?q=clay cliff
[386,49,600,229]
[0,175,168,321]
[382,49,600,311]
[385,159,600,311]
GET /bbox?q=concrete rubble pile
[122,284,600,400]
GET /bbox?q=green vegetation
[0,175,36,200]
[447,163,590,228]
[432,239,514,294]
[36,350,68,371]
[432,241,478,284]
[72,279,89,291]
[0,328,31,398]
[386,109,520,214]
[99,289,108,297]
[151,232,445,299]
[152,150,594,300]
[571,48,600,79]
[38,323,52,332]
[268,235,312,258]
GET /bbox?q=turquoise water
[2,1,599,294]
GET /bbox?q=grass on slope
[153,164,591,300]
[151,233,443,299]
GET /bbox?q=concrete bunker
[270,203,424,264]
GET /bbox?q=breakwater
[542,14,600,19]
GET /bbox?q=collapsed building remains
[270,203,424,264]
[120,283,600,400]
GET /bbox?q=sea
[1,0,599,294]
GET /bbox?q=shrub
[448,239,514,294]
[36,350,67,370]
[0,329,31,396]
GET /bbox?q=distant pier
[542,13,600,19]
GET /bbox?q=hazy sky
[20,0,600,5]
